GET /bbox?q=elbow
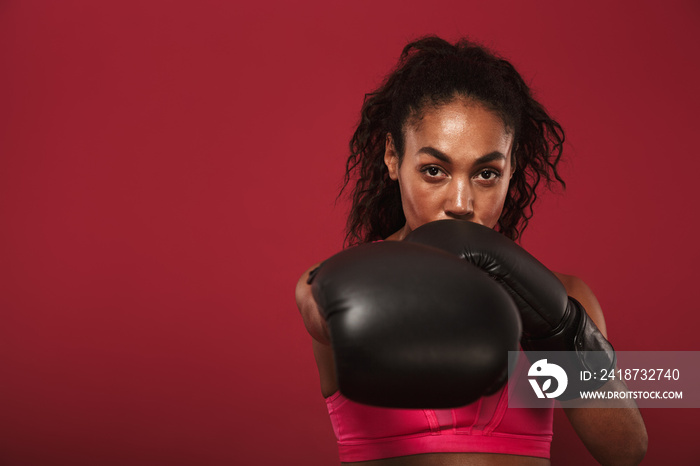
[629,429,648,465]
[626,420,648,465]
[605,429,647,466]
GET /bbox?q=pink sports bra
[324,353,554,462]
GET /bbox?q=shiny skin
[296,97,647,465]
[383,98,515,241]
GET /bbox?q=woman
[296,36,647,465]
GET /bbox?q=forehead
[404,99,513,154]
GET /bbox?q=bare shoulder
[553,272,608,338]
[295,263,332,345]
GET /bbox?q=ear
[384,133,399,181]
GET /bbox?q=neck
[385,224,411,242]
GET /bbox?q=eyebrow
[418,147,507,164]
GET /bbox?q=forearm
[564,379,648,465]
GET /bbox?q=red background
[1,1,698,464]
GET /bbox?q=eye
[420,165,446,179]
[426,167,441,177]
[475,169,502,182]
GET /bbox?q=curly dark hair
[342,36,565,246]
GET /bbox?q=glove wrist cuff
[521,297,616,400]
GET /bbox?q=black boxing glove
[308,241,521,409]
[405,219,615,399]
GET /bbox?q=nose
[444,179,473,219]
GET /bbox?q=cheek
[479,186,510,227]
[399,177,439,220]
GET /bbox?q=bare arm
[295,263,331,345]
[556,273,648,465]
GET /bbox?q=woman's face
[384,98,515,239]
